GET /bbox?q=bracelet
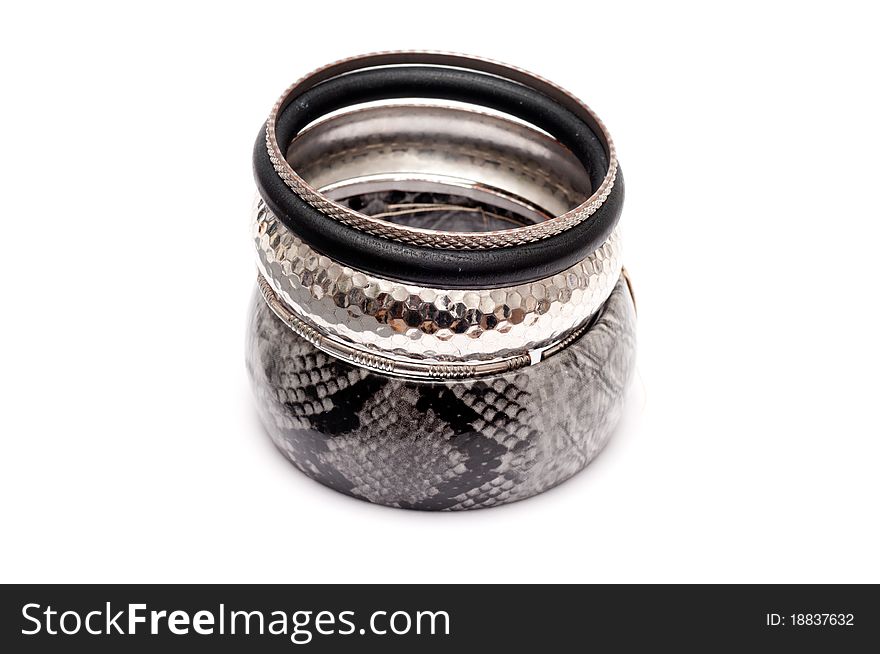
[247,52,636,509]
[247,273,636,510]
[255,200,621,377]
[253,53,623,287]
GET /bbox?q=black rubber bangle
[275,67,609,190]
[253,66,623,288]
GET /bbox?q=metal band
[254,199,622,365]
[257,272,608,381]
[264,51,617,250]
[287,103,592,223]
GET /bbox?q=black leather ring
[253,66,623,288]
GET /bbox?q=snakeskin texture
[247,276,636,510]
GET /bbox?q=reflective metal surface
[288,104,591,223]
[254,199,622,371]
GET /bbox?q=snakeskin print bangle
[247,52,636,509]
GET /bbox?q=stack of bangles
[246,52,636,510]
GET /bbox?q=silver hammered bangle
[255,201,622,378]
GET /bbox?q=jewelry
[247,52,636,509]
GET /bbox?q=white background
[1,1,878,583]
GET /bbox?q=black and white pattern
[246,276,636,510]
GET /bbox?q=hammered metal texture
[258,273,537,380]
[246,275,636,510]
[254,198,622,362]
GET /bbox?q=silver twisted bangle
[264,51,618,250]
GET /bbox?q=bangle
[247,52,636,509]
[255,201,621,378]
[253,53,622,286]
[247,274,636,510]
